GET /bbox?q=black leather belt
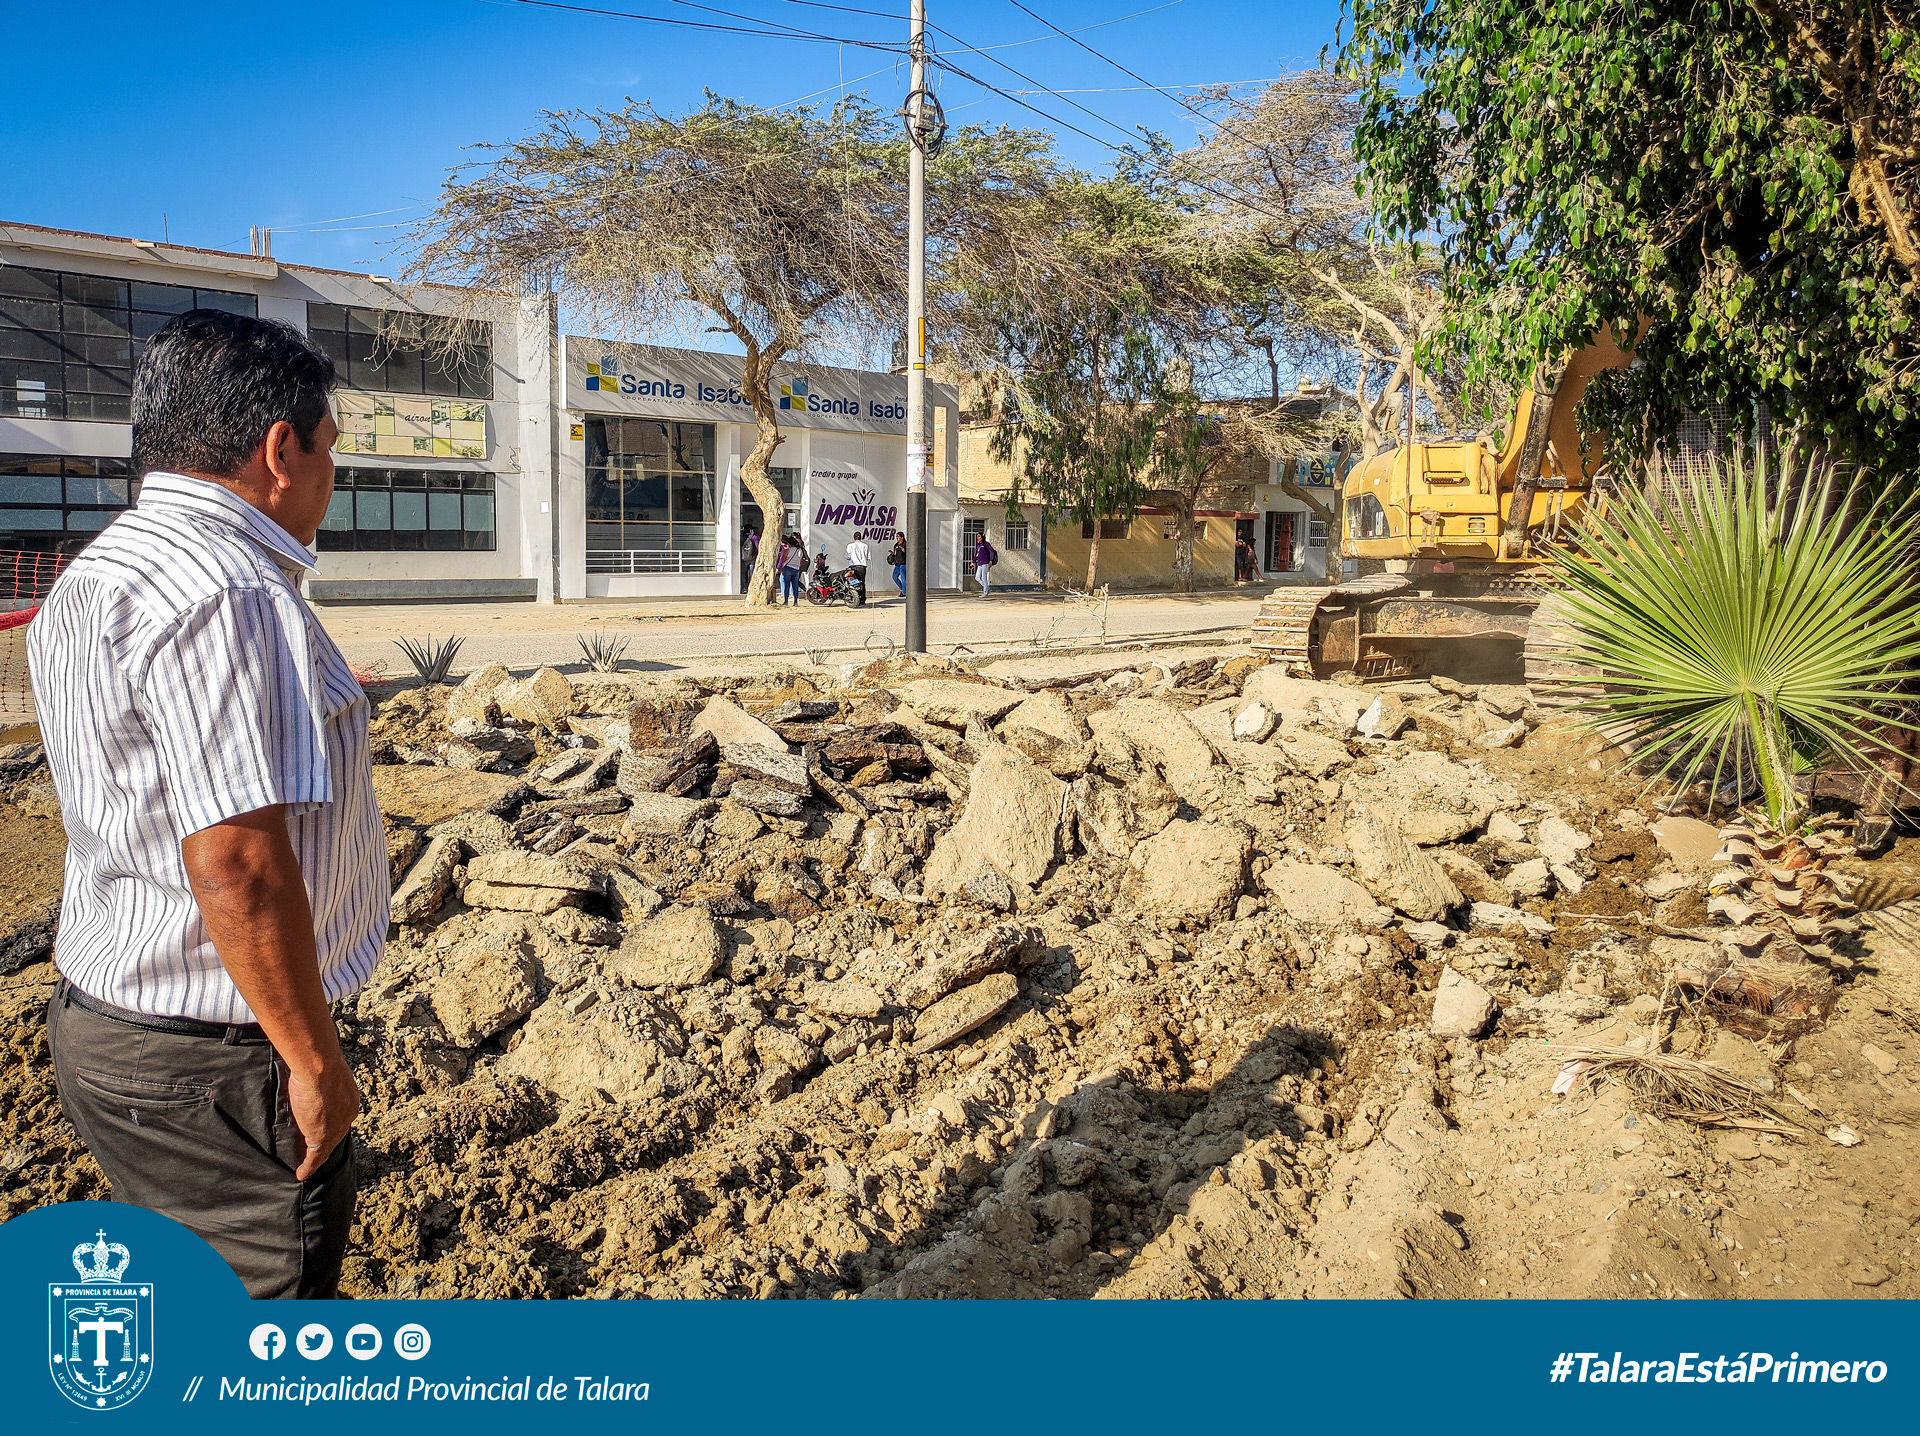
[59,979,269,1044]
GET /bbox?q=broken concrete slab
[1259,858,1385,928]
[1070,772,1177,862]
[373,766,527,830]
[495,667,576,729]
[465,850,603,893]
[1087,699,1220,803]
[1345,803,1464,921]
[430,933,539,1046]
[444,662,510,727]
[1652,815,1721,870]
[720,743,811,793]
[1430,965,1497,1039]
[692,695,786,750]
[923,745,1065,895]
[911,971,1020,1052]
[390,834,463,925]
[606,905,724,989]
[621,792,719,840]
[1122,819,1252,923]
[892,679,1025,729]
[460,880,583,915]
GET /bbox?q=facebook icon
[248,1324,285,1361]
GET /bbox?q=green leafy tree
[1338,0,1920,478]
[990,292,1165,592]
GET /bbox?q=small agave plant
[1543,446,1920,1029]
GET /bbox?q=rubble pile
[4,650,1919,1301]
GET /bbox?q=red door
[1266,511,1295,573]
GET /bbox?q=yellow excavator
[1251,328,1637,683]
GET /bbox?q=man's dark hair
[132,310,336,478]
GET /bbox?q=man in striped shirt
[29,310,385,1299]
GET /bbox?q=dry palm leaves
[1553,1045,1807,1137]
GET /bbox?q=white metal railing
[585,549,726,575]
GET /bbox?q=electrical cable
[492,0,905,50]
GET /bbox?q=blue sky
[4,0,1343,274]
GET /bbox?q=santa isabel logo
[49,1231,155,1410]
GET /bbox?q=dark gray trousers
[46,982,357,1299]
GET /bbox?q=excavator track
[1249,573,1413,674]
[1521,590,1606,710]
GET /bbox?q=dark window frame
[306,303,493,400]
[0,266,256,422]
[313,467,497,553]
[0,452,138,546]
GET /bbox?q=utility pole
[903,0,930,653]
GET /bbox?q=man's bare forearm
[181,805,338,1073]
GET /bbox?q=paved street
[317,587,1269,677]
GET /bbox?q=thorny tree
[411,96,1048,604]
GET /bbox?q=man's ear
[261,419,299,492]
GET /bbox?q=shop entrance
[1265,510,1296,574]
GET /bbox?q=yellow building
[956,419,1273,591]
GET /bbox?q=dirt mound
[4,658,1918,1300]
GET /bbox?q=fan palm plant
[1542,446,1920,831]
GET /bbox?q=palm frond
[1541,445,1920,826]
[394,635,465,685]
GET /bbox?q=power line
[769,0,1187,55]
[1002,0,1272,155]
[491,0,905,50]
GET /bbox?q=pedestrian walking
[778,533,803,604]
[29,310,384,1299]
[844,535,871,608]
[972,531,997,598]
[741,526,760,593]
[887,531,907,596]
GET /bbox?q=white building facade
[0,221,958,605]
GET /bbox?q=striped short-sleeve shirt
[27,470,387,1022]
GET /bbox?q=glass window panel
[391,527,427,551]
[356,526,395,551]
[380,348,423,394]
[314,527,351,552]
[768,466,800,503]
[584,418,610,472]
[346,332,382,388]
[65,393,129,421]
[0,268,60,302]
[670,423,715,475]
[461,526,494,552]
[355,491,391,530]
[426,526,462,552]
[585,521,626,550]
[422,352,462,397]
[82,336,132,368]
[95,457,133,478]
[392,491,427,530]
[131,310,176,340]
[427,471,465,490]
[2,454,64,476]
[455,349,492,400]
[428,491,463,530]
[0,297,59,331]
[193,290,256,316]
[461,473,493,492]
[624,474,668,520]
[307,303,348,332]
[671,473,715,523]
[624,521,670,550]
[313,328,349,371]
[671,523,716,555]
[69,303,131,338]
[0,509,63,529]
[65,275,128,307]
[130,282,196,315]
[618,419,670,466]
[66,476,130,505]
[0,473,62,503]
[462,493,494,532]
[346,467,389,488]
[66,510,117,532]
[390,468,428,489]
[0,329,61,363]
[347,309,381,336]
[69,366,131,395]
[321,492,353,531]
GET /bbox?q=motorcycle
[805,567,862,607]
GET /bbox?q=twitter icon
[296,1324,333,1361]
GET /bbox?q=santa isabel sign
[563,338,937,435]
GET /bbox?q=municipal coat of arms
[48,1231,154,1410]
